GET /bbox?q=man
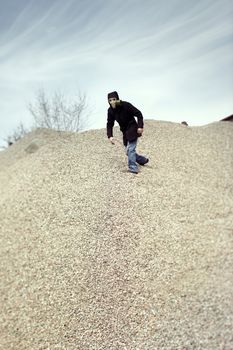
[106,91,149,174]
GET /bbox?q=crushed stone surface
[0,120,233,350]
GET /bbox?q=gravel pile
[0,120,232,350]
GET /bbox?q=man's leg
[126,139,139,173]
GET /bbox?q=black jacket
[106,101,144,146]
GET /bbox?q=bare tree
[28,89,91,132]
[3,122,30,147]
[1,89,91,149]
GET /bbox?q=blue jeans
[124,139,147,172]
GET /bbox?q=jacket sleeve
[106,109,115,138]
[127,102,144,129]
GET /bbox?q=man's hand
[137,128,144,134]
[109,137,115,144]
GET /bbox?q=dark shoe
[140,158,149,166]
[128,170,138,174]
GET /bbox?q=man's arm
[106,110,115,138]
[127,102,144,129]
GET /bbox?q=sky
[0,0,233,145]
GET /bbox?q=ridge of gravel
[0,120,233,350]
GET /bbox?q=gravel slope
[0,120,232,350]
